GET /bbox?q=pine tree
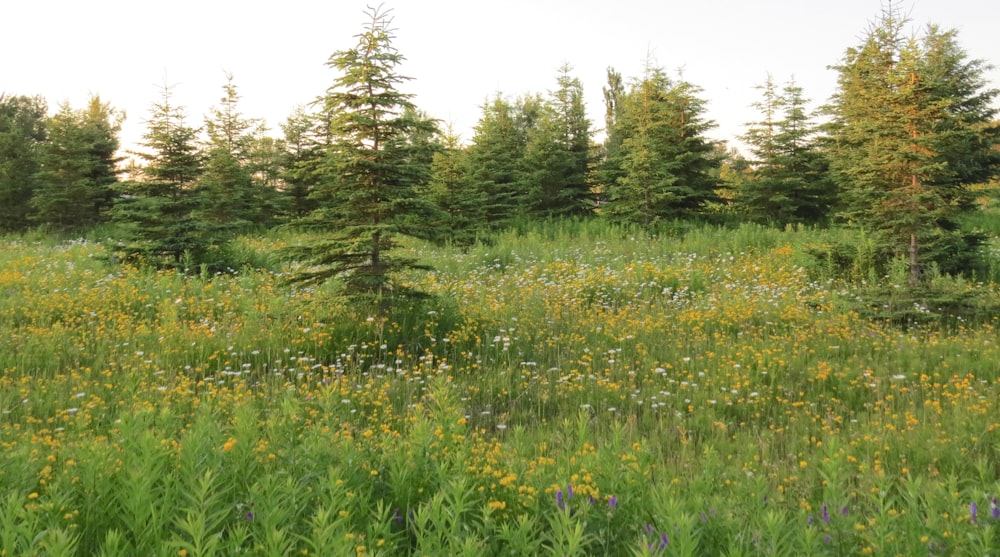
[466,94,531,227]
[110,84,207,268]
[199,73,268,231]
[601,66,722,227]
[422,125,485,243]
[525,64,594,217]
[32,96,122,232]
[0,94,47,232]
[827,4,999,278]
[737,77,832,226]
[279,105,325,219]
[288,5,442,308]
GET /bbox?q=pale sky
[4,0,998,155]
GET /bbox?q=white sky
[3,0,998,155]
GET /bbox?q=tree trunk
[908,232,920,286]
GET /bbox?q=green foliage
[32,96,123,232]
[466,94,534,227]
[278,106,325,219]
[200,73,281,230]
[0,94,47,232]
[5,221,1000,553]
[287,6,443,310]
[826,4,1000,278]
[420,126,486,245]
[736,76,833,226]
[601,65,722,227]
[525,63,595,218]
[109,83,218,270]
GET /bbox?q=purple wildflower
[608,495,617,509]
[700,512,708,522]
[659,532,669,549]
[823,534,831,544]
[567,484,574,499]
[644,523,655,535]
[556,490,564,510]
[244,511,255,521]
[841,505,849,516]
[971,502,978,525]
[807,515,814,526]
[992,498,1000,520]
[821,503,830,524]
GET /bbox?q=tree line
[0,3,997,299]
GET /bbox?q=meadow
[3,220,1000,556]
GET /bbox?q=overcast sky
[4,0,998,154]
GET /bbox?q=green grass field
[3,221,1000,556]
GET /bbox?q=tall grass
[2,220,1000,555]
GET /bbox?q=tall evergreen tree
[827,4,999,278]
[199,73,272,230]
[421,125,485,243]
[32,97,123,231]
[737,76,832,226]
[110,84,207,268]
[0,94,47,232]
[466,94,531,227]
[289,5,441,308]
[601,66,722,227]
[245,134,289,224]
[525,64,594,217]
[597,67,626,207]
[279,105,324,218]
[39,98,121,230]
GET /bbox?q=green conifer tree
[279,105,326,219]
[602,66,721,227]
[526,64,594,217]
[110,84,207,268]
[32,96,123,232]
[199,73,270,231]
[288,6,442,309]
[0,94,47,232]
[737,77,832,226]
[827,4,999,278]
[466,94,531,227]
[421,125,485,243]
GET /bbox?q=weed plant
[2,221,1000,555]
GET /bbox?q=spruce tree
[279,105,325,219]
[422,125,485,243]
[0,94,47,232]
[288,5,441,308]
[199,73,270,231]
[32,96,123,232]
[525,64,594,217]
[738,77,832,226]
[466,94,531,227]
[601,66,721,227]
[110,84,207,268]
[827,4,999,278]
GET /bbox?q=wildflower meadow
[4,220,1000,555]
